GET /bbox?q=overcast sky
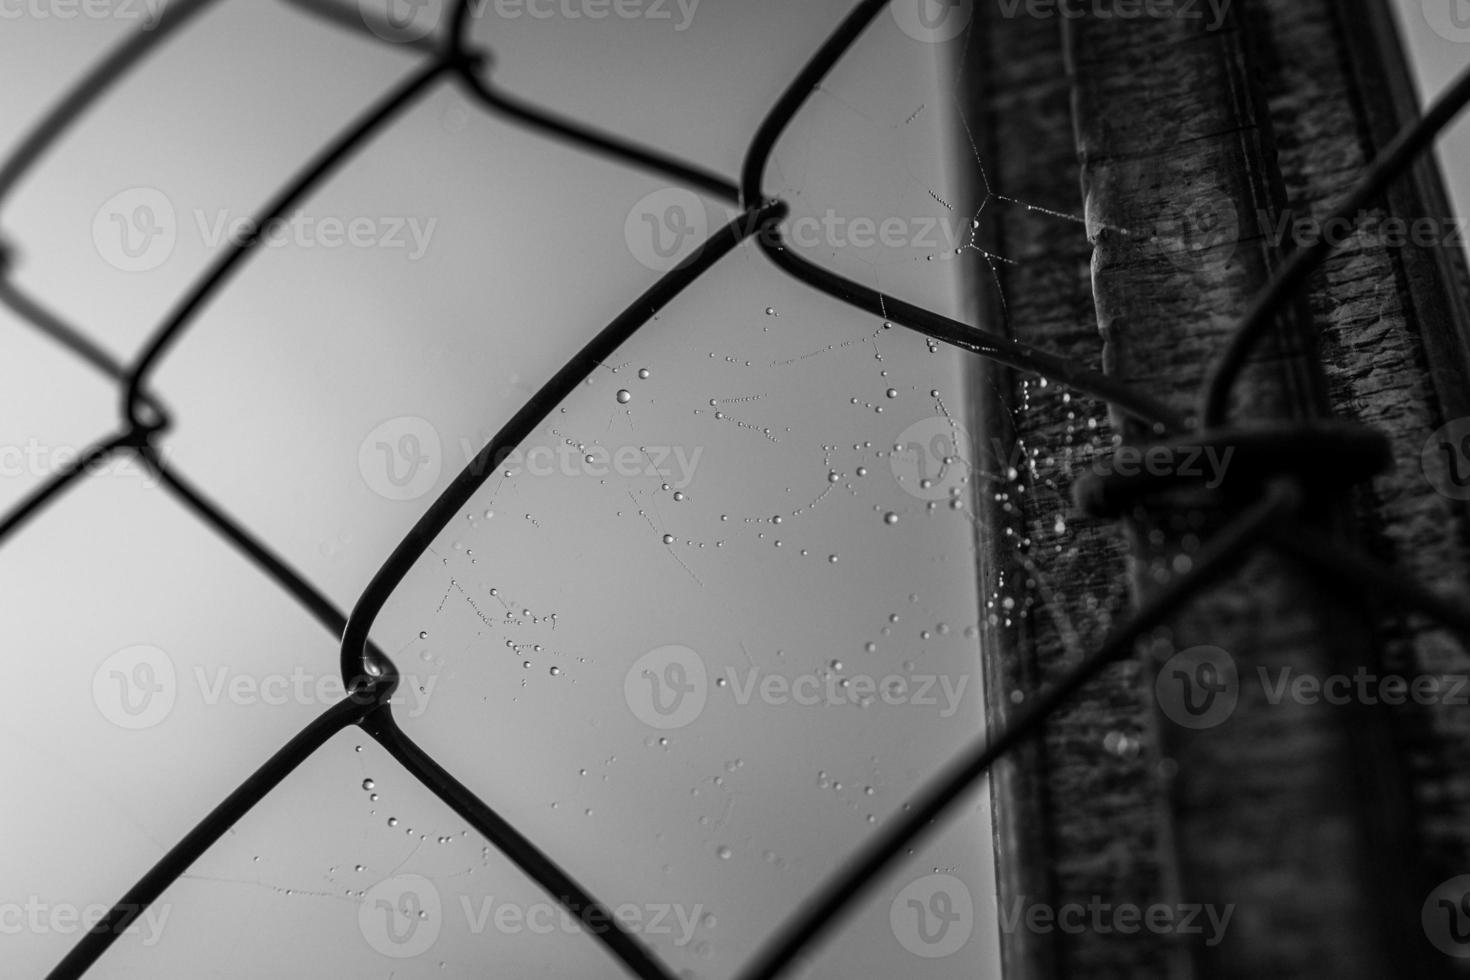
[0,2,1000,977]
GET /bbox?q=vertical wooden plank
[964,8,1170,979]
[1065,3,1435,976]
[970,1,1470,976]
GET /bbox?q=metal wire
[1,1,1468,977]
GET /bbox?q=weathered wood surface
[968,0,1470,976]
[965,5,1163,977]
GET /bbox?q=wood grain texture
[967,0,1470,976]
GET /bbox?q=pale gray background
[0,1,1002,977]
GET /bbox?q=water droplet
[549,666,561,677]
[662,533,675,545]
[362,779,375,791]
[387,817,399,827]
[638,368,651,379]
[617,389,633,404]
[418,631,428,639]
[716,845,732,860]
[883,512,899,525]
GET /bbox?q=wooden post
[966,1,1470,976]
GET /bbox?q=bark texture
[969,1,1470,977]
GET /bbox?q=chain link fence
[4,1,1470,977]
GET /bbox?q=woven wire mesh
[4,1,1470,978]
